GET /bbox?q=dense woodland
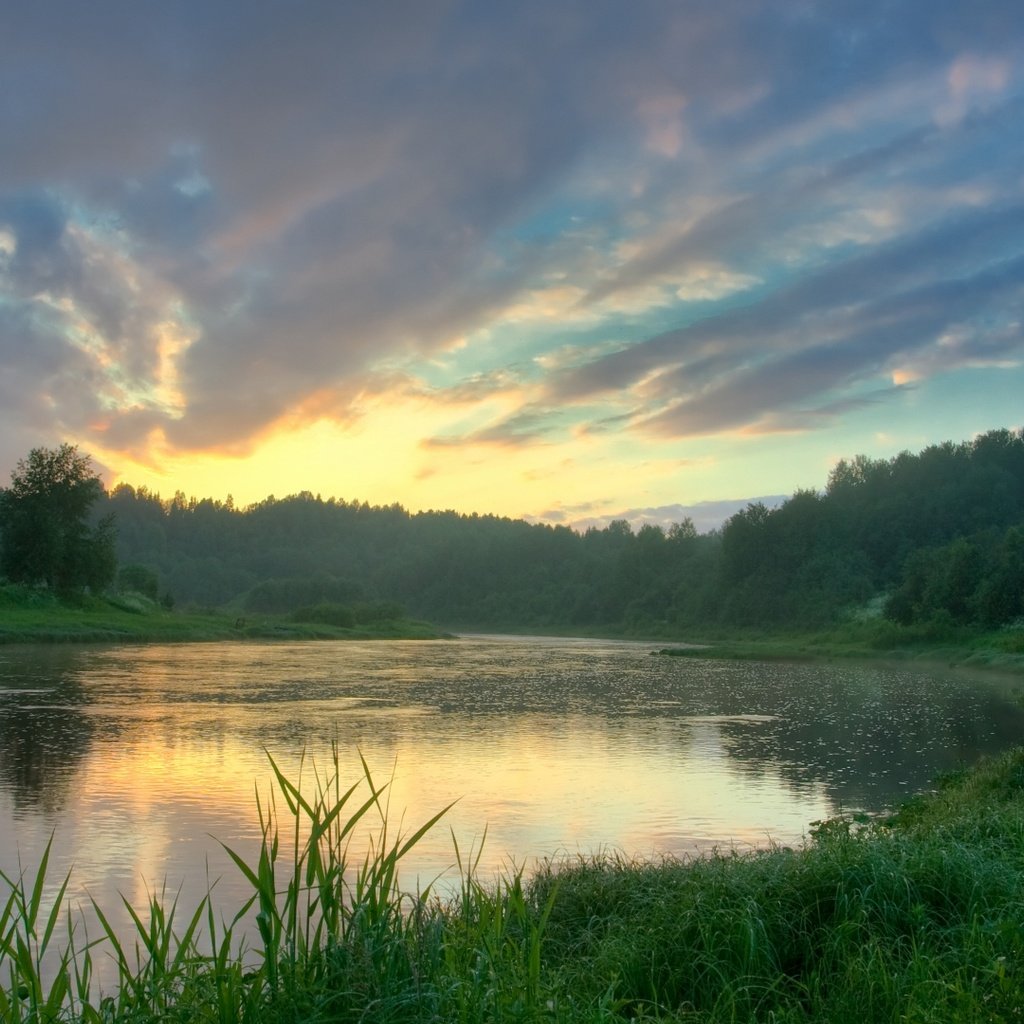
[89,428,1024,634]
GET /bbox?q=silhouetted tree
[0,444,117,594]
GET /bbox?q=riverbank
[3,745,1023,1022]
[0,585,448,643]
[656,618,1024,675]
[453,617,1024,675]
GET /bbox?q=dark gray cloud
[1,0,1023,466]
[0,189,180,423]
[0,302,108,473]
[0,193,77,296]
[641,250,1024,437]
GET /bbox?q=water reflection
[710,661,1024,808]
[1,636,1022,926]
[0,646,96,814]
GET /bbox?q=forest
[86,428,1024,635]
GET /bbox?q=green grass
[451,615,1024,676]
[658,618,1024,675]
[0,583,448,644]
[4,746,1024,1022]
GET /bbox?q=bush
[290,602,355,627]
[290,600,407,628]
[117,563,159,601]
[351,600,404,624]
[244,574,364,613]
[107,592,156,615]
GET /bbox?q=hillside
[99,429,1024,637]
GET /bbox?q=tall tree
[0,444,117,594]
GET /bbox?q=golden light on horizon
[93,394,698,521]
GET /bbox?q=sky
[1,1,1022,532]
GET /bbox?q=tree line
[2,429,1023,633]
[0,445,117,596]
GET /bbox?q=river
[1,634,1021,955]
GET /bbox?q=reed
[0,835,80,1023]
[530,748,1024,1021]
[2,747,1024,1022]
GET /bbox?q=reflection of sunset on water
[50,717,834,910]
[3,635,1023,958]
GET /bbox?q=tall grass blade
[394,803,458,863]
[87,894,132,981]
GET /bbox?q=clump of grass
[0,585,60,611]
[0,747,554,1023]
[0,836,84,1024]
[4,749,1024,1022]
[529,748,1024,1022]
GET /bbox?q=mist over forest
[96,429,1024,635]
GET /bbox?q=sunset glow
[2,3,1022,528]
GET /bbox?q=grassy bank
[442,616,1024,676]
[657,617,1024,675]
[4,746,1024,1022]
[0,585,448,644]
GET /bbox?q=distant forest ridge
[105,428,1024,632]
[531,495,788,536]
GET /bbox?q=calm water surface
[1,634,1022,942]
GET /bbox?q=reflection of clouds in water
[688,720,728,760]
[1,636,1023,952]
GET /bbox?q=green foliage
[0,445,117,596]
[0,591,441,644]
[531,748,1024,1022]
[4,748,1024,1022]
[0,583,59,611]
[245,574,364,614]
[95,427,1024,635]
[105,592,156,615]
[117,562,160,601]
[291,601,355,627]
[886,526,1024,629]
[290,601,407,631]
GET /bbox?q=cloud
[938,53,1012,126]
[1,0,1023,487]
[423,405,563,449]
[634,247,1024,439]
[890,321,1023,384]
[0,190,195,439]
[637,92,689,158]
[528,495,789,535]
[545,201,1024,439]
[674,265,762,302]
[425,369,526,404]
[577,112,997,312]
[0,300,109,474]
[0,193,77,296]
